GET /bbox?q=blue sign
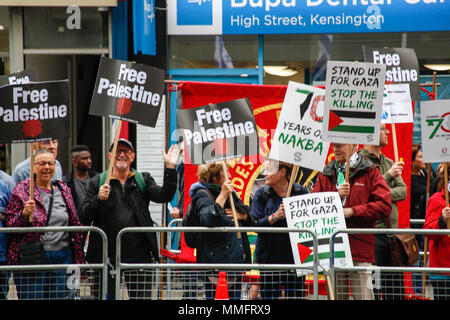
[169,0,450,35]
[133,0,156,56]
[177,0,213,26]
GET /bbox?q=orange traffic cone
[215,271,229,300]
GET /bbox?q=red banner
[179,81,412,228]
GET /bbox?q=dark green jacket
[358,148,407,228]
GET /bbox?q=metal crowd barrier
[329,228,450,300]
[115,226,320,300]
[0,226,108,300]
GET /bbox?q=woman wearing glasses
[6,148,84,300]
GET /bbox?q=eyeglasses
[115,149,133,155]
[35,161,55,167]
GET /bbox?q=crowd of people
[0,129,448,300]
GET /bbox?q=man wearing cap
[63,145,98,212]
[80,138,179,300]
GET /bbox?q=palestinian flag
[328,110,376,134]
[297,236,347,264]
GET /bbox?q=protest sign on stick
[89,57,166,184]
[322,60,386,146]
[269,81,330,195]
[284,192,353,276]
[0,68,38,88]
[381,83,413,162]
[322,61,386,180]
[178,98,259,238]
[363,46,420,101]
[420,99,450,227]
[0,79,70,221]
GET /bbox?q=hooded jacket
[358,148,407,228]
[189,182,254,264]
[312,155,392,263]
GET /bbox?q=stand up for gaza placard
[283,192,353,276]
[0,78,70,222]
[322,60,386,181]
[89,57,166,184]
[177,98,259,238]
[421,99,450,227]
[269,81,330,195]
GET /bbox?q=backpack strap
[98,169,146,193]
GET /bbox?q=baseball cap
[109,138,135,153]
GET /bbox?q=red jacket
[423,189,450,269]
[313,157,392,263]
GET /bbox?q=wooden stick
[28,143,35,222]
[221,161,241,239]
[286,165,299,197]
[326,275,335,300]
[105,119,123,185]
[391,123,399,163]
[423,72,437,294]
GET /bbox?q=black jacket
[63,170,99,212]
[189,182,254,264]
[80,168,177,265]
[251,183,309,264]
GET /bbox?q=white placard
[421,99,450,163]
[284,192,353,276]
[322,60,386,145]
[381,84,413,124]
[269,81,329,172]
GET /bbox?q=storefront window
[169,35,258,69]
[263,32,450,85]
[23,7,108,49]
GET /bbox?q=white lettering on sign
[231,0,296,12]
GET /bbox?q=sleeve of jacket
[351,168,392,221]
[5,184,28,227]
[312,173,325,193]
[195,190,226,228]
[79,174,111,226]
[250,187,271,227]
[423,193,446,241]
[142,168,177,204]
[382,163,407,203]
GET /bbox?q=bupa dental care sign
[168,0,450,35]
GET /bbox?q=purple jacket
[6,178,85,265]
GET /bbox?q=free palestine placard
[90,57,165,128]
[177,98,259,164]
[0,80,70,143]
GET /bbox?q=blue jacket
[189,182,254,264]
[251,183,308,264]
[0,179,12,262]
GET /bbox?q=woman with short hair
[6,148,84,300]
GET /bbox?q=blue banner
[169,0,450,35]
[133,0,156,55]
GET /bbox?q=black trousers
[374,234,405,300]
